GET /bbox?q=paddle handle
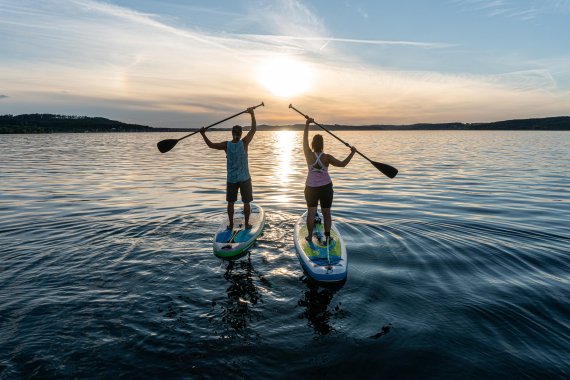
[178,102,264,142]
[289,104,374,164]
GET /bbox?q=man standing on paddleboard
[200,107,257,230]
[302,117,356,246]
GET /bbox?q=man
[200,107,256,230]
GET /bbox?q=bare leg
[322,208,332,236]
[305,206,318,241]
[244,202,252,229]
[227,202,235,229]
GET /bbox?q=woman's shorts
[304,183,333,208]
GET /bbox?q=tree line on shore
[0,114,160,134]
[1,113,569,134]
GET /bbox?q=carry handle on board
[157,102,264,153]
[289,104,398,179]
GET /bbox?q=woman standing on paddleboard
[302,116,356,247]
[200,107,257,230]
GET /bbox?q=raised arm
[242,107,257,146]
[327,146,357,167]
[303,117,313,156]
[200,127,227,150]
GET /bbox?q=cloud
[342,2,369,19]
[450,0,570,20]
[0,94,8,99]
[252,0,326,37]
[237,35,455,49]
[269,64,570,124]
[0,0,568,126]
[356,5,369,19]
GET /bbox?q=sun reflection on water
[275,131,296,183]
[260,130,301,206]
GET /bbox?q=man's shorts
[227,178,253,203]
[304,182,333,208]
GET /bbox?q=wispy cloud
[0,94,8,99]
[356,5,369,19]
[450,0,570,20]
[237,35,455,49]
[70,0,238,53]
[252,0,327,37]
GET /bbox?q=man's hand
[200,127,206,135]
[246,107,255,115]
[305,117,314,124]
[350,145,357,153]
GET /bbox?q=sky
[0,0,569,127]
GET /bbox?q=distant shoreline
[1,114,569,133]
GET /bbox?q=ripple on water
[1,131,569,378]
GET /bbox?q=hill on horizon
[1,113,569,133]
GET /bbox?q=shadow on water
[208,252,264,342]
[297,278,347,338]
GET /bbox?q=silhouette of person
[301,116,356,246]
[200,107,257,230]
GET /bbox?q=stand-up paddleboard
[213,203,265,259]
[294,210,347,283]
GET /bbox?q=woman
[302,117,356,246]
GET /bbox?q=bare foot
[245,224,253,229]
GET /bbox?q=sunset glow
[256,56,314,98]
[0,1,569,127]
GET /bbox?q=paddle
[289,104,398,179]
[157,102,264,153]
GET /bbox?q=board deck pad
[294,210,348,283]
[213,203,265,258]
[298,221,342,265]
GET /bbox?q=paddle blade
[157,139,179,153]
[373,161,398,178]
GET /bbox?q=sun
[256,56,313,98]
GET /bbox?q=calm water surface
[1,131,569,379]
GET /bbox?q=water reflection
[3,132,569,377]
[274,131,296,183]
[209,253,262,341]
[297,278,345,337]
[256,130,301,206]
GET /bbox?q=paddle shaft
[289,104,377,164]
[178,102,264,143]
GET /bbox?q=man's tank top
[226,140,251,183]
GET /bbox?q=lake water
[1,131,569,379]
